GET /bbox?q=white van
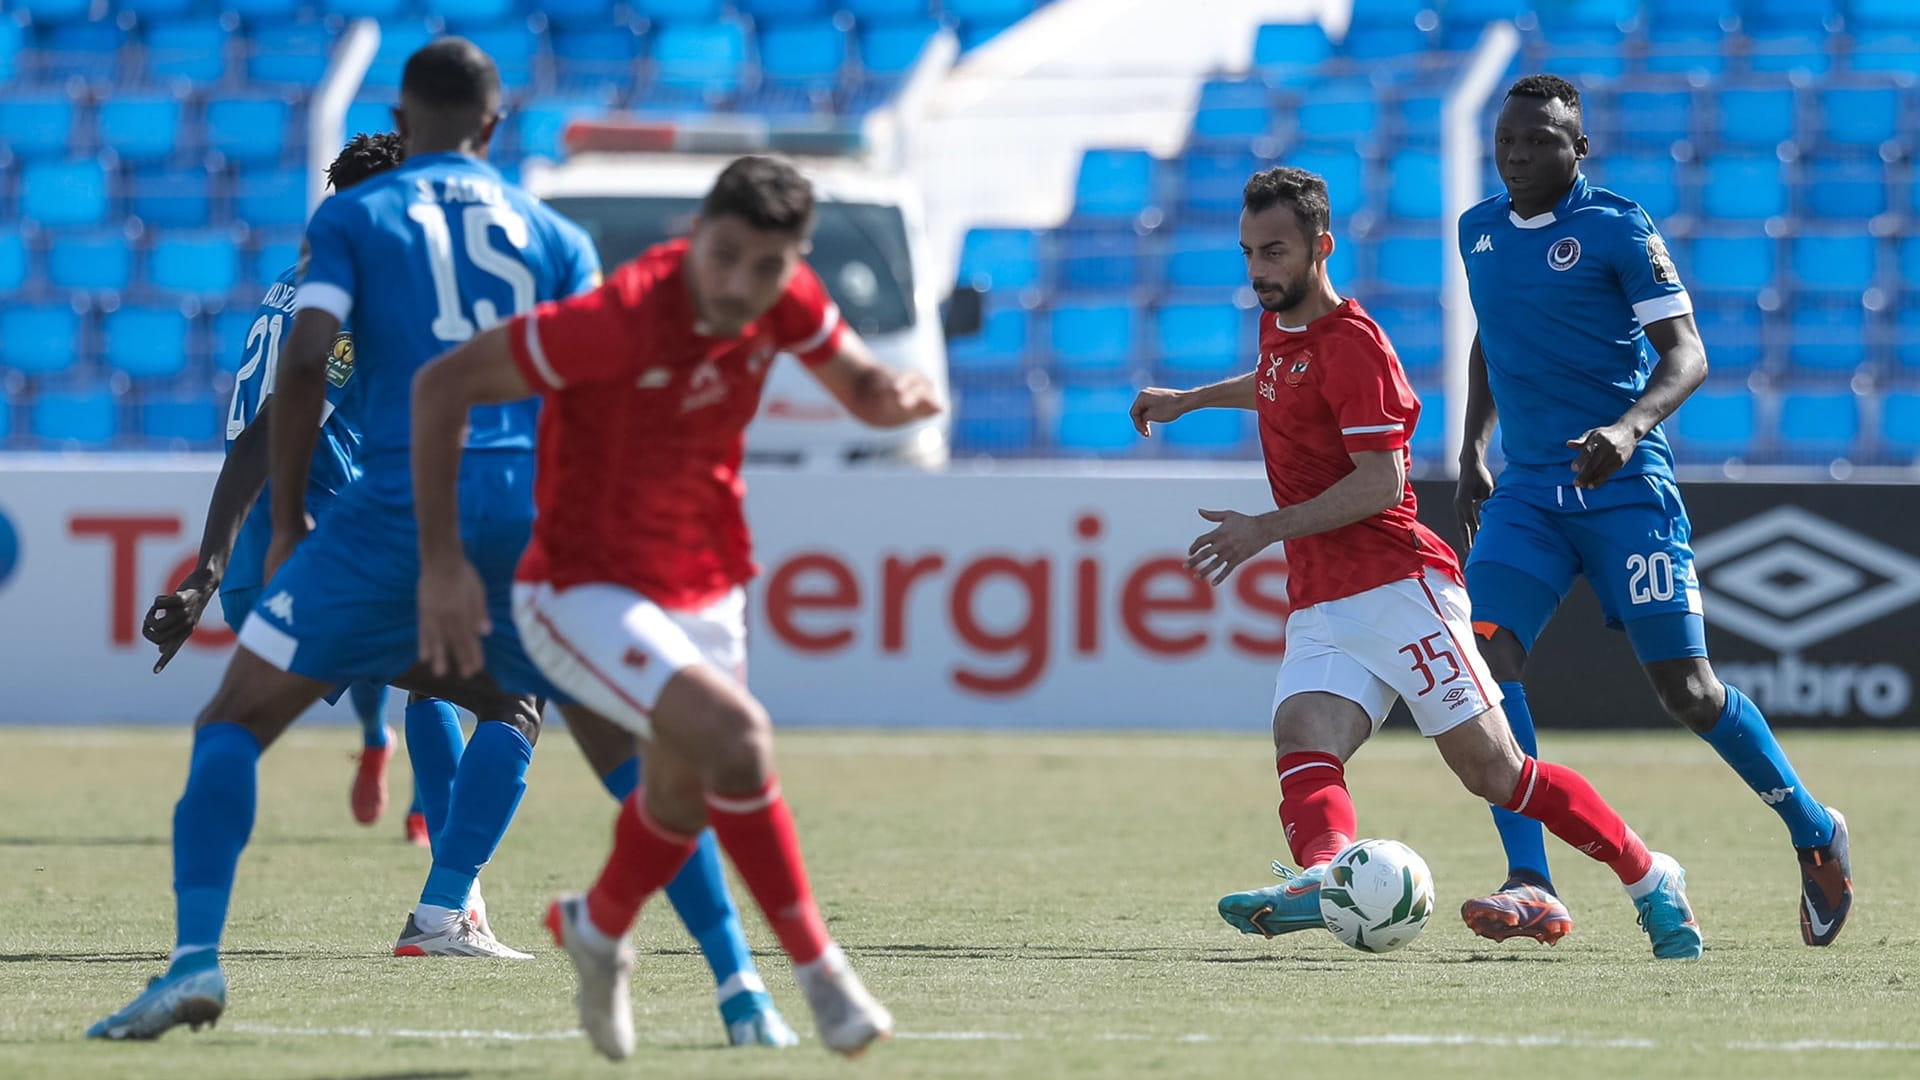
[523,120,979,469]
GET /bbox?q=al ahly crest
[1284,350,1313,386]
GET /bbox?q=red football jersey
[1253,298,1461,609]
[506,239,845,610]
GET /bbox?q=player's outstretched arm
[1130,372,1257,437]
[1186,450,1405,585]
[265,309,340,580]
[1566,313,1707,490]
[411,326,533,678]
[1455,334,1498,550]
[142,403,276,672]
[806,333,944,428]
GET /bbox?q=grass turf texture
[2,727,1916,1079]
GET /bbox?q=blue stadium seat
[1055,385,1140,456]
[634,0,725,18]
[1690,294,1765,375]
[1154,301,1243,366]
[952,385,1037,455]
[1788,301,1868,372]
[957,227,1042,292]
[1538,28,1631,82]
[1287,150,1366,218]
[1343,0,1431,59]
[1056,228,1144,292]
[552,26,640,87]
[0,21,19,84]
[1742,0,1840,33]
[844,0,924,17]
[1191,79,1272,144]
[1852,0,1920,31]
[1251,22,1332,88]
[32,390,118,448]
[129,168,214,228]
[536,0,626,24]
[1048,300,1136,377]
[1,305,83,376]
[1777,391,1860,459]
[1804,158,1889,220]
[1386,151,1443,220]
[1849,33,1920,76]
[1367,298,1442,378]
[1790,234,1877,291]
[1713,87,1797,148]
[1536,0,1639,30]
[1900,237,1920,294]
[955,18,1024,51]
[859,20,938,77]
[148,232,241,298]
[42,20,126,83]
[738,0,831,18]
[0,227,27,293]
[205,98,293,165]
[212,307,256,371]
[252,234,301,287]
[1441,0,1527,50]
[1881,391,1920,456]
[0,93,76,160]
[1164,228,1244,291]
[654,22,748,96]
[1409,392,1445,463]
[145,19,229,84]
[760,19,846,90]
[233,168,312,230]
[436,0,519,18]
[1390,93,1442,146]
[47,230,132,294]
[1178,148,1264,218]
[1162,406,1252,455]
[1746,32,1832,77]
[1814,87,1901,149]
[1295,79,1380,147]
[1325,225,1358,287]
[1640,32,1729,78]
[328,0,410,16]
[1609,90,1692,150]
[516,97,609,160]
[139,394,221,446]
[97,95,182,164]
[22,159,110,228]
[1701,156,1786,220]
[248,23,335,87]
[948,304,1029,377]
[1898,302,1920,372]
[363,22,435,92]
[1670,387,1755,460]
[1375,231,1444,291]
[345,99,397,142]
[106,306,192,380]
[1072,148,1157,223]
[459,23,540,92]
[1688,235,1775,291]
[1588,154,1680,219]
[20,0,94,21]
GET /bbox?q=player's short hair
[1505,74,1583,133]
[327,132,405,192]
[702,155,816,237]
[400,37,501,113]
[1242,166,1331,238]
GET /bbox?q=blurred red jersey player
[408,155,941,1062]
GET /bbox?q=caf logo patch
[325,332,355,388]
[1647,234,1679,285]
[1547,237,1582,271]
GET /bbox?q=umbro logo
[1471,234,1494,254]
[1758,786,1796,806]
[264,591,294,623]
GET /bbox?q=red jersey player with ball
[410,156,939,1060]
[1129,167,1703,959]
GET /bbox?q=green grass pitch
[2,726,1916,1079]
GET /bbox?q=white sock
[795,942,846,978]
[575,908,622,953]
[1623,856,1667,900]
[413,902,464,933]
[715,971,768,1006]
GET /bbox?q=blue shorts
[234,457,565,702]
[1465,475,1706,663]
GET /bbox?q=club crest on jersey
[1647,234,1679,285]
[1547,237,1582,272]
[325,333,355,388]
[1285,350,1313,387]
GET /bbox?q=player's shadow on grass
[849,943,1563,965]
[0,833,370,849]
[296,1072,479,1080]
[0,947,372,964]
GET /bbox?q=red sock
[1503,757,1654,886]
[1277,752,1356,868]
[585,790,699,939]
[705,777,832,966]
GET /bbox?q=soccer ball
[1317,839,1435,954]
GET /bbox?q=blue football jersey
[293,151,600,500]
[1458,173,1692,486]
[222,265,367,595]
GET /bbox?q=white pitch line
[221,1024,1920,1054]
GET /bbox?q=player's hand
[1187,508,1277,586]
[418,555,492,679]
[262,512,316,583]
[882,368,944,424]
[1130,387,1190,437]
[1455,458,1495,552]
[1566,424,1639,490]
[143,565,217,674]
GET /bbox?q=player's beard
[1252,276,1310,313]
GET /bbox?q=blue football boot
[87,964,227,1040]
[1633,852,1704,959]
[1218,861,1328,939]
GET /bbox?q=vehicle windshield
[546,195,916,337]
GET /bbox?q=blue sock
[1489,681,1555,891]
[348,682,390,750]
[1699,683,1835,848]
[420,721,532,910]
[404,698,464,848]
[170,724,261,975]
[596,755,759,1001]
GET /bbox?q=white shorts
[512,581,747,740]
[1272,567,1501,738]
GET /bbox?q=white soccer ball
[1317,838,1435,954]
